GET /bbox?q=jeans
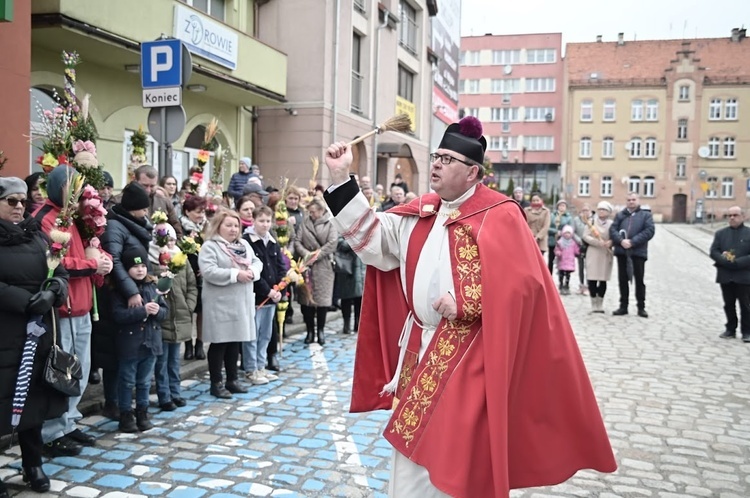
[616,255,646,310]
[118,355,157,412]
[720,282,750,333]
[243,304,275,372]
[155,342,182,403]
[42,314,92,443]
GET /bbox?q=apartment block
[459,33,564,195]
[565,29,750,222]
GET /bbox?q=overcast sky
[461,0,750,47]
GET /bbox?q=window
[645,99,659,121]
[643,176,655,197]
[721,177,734,198]
[492,50,520,65]
[461,79,479,94]
[525,78,555,92]
[580,100,593,121]
[525,107,555,122]
[351,33,364,113]
[724,137,736,158]
[628,176,641,194]
[678,85,690,101]
[502,137,519,150]
[353,0,366,15]
[706,176,718,198]
[709,98,722,120]
[602,137,614,158]
[489,137,503,150]
[629,137,642,158]
[462,50,480,65]
[708,137,720,158]
[579,137,592,158]
[631,99,643,121]
[725,98,738,120]
[603,99,616,121]
[184,0,225,21]
[526,48,556,64]
[677,119,688,140]
[463,107,479,118]
[397,65,414,102]
[600,176,613,197]
[491,79,520,94]
[578,175,590,196]
[491,108,519,122]
[644,137,657,158]
[524,136,554,151]
[676,157,687,178]
[398,1,419,55]
[502,122,511,133]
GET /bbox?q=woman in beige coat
[582,201,614,313]
[524,193,551,254]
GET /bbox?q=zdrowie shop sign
[174,5,238,71]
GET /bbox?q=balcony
[351,70,364,114]
[31,0,287,105]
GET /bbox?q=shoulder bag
[44,300,83,397]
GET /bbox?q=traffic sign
[142,87,182,108]
[147,106,186,144]
[141,39,183,88]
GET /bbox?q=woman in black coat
[94,183,153,420]
[0,177,69,495]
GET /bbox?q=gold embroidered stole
[387,214,483,453]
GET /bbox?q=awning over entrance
[377,142,413,158]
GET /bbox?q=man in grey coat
[610,192,655,317]
[709,206,750,342]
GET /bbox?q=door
[672,193,687,223]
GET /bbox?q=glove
[41,277,68,307]
[27,290,56,316]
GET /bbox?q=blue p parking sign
[141,39,183,89]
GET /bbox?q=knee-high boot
[302,305,315,344]
[316,306,328,345]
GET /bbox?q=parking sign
[141,39,183,89]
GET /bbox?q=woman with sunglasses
[0,177,69,495]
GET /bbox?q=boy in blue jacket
[112,247,168,433]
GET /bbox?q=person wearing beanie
[321,116,615,496]
[548,198,573,274]
[512,186,529,208]
[554,224,580,294]
[96,181,153,422]
[583,201,614,313]
[110,244,167,433]
[33,166,113,458]
[228,157,254,205]
[99,171,115,211]
[112,166,182,237]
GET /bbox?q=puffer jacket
[111,278,167,360]
[101,204,153,299]
[548,210,573,248]
[161,265,198,343]
[610,206,655,259]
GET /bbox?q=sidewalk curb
[660,225,710,257]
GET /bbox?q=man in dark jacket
[113,166,182,236]
[228,157,253,205]
[710,206,750,342]
[610,192,655,317]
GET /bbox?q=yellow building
[565,30,750,222]
[31,0,287,187]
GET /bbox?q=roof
[566,37,750,83]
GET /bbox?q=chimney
[596,35,602,43]
[617,32,624,45]
[731,28,740,42]
[740,28,747,41]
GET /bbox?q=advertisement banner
[431,0,460,125]
[174,4,238,70]
[395,96,417,132]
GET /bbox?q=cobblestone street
[1,225,749,497]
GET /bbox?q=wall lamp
[186,84,207,92]
[124,64,140,73]
[285,107,298,116]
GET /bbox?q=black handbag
[333,252,355,275]
[43,306,83,397]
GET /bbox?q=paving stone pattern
[1,226,748,497]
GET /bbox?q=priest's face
[429,148,480,201]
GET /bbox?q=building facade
[26,0,287,187]
[565,30,750,222]
[256,0,440,194]
[459,33,564,196]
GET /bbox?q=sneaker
[42,436,82,457]
[248,370,269,385]
[263,369,279,381]
[67,428,96,447]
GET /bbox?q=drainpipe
[372,9,390,185]
[331,0,341,149]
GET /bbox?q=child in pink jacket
[554,225,580,295]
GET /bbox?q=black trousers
[301,305,328,332]
[616,255,646,310]
[547,249,556,274]
[720,282,750,333]
[341,297,362,329]
[207,342,240,384]
[18,426,44,467]
[558,270,572,288]
[588,280,608,298]
[577,253,586,286]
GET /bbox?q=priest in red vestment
[323,117,616,498]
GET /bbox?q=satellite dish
[697,146,710,158]
[621,176,630,185]
[501,150,509,159]
[503,64,513,75]
[624,141,632,151]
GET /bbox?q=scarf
[214,236,253,270]
[558,236,575,249]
